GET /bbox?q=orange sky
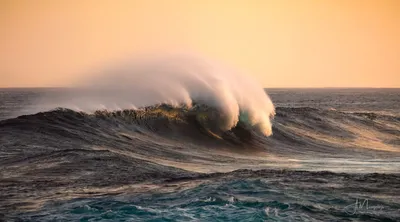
[1,0,399,88]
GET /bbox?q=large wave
[32,56,275,136]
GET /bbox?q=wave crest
[30,56,275,136]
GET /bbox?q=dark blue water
[17,171,400,221]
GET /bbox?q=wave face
[28,56,275,136]
[2,105,399,158]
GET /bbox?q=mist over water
[30,56,275,136]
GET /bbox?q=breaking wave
[29,56,275,136]
[3,105,399,155]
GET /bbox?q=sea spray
[27,55,275,136]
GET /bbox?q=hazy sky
[1,0,399,88]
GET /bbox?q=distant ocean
[1,87,399,221]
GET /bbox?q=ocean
[0,88,399,221]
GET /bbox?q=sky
[0,0,399,88]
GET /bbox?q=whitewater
[0,57,399,221]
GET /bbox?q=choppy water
[1,88,399,221]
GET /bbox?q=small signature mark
[263,198,386,217]
[344,199,385,215]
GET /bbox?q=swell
[272,107,400,150]
[1,105,399,157]
[1,104,399,180]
